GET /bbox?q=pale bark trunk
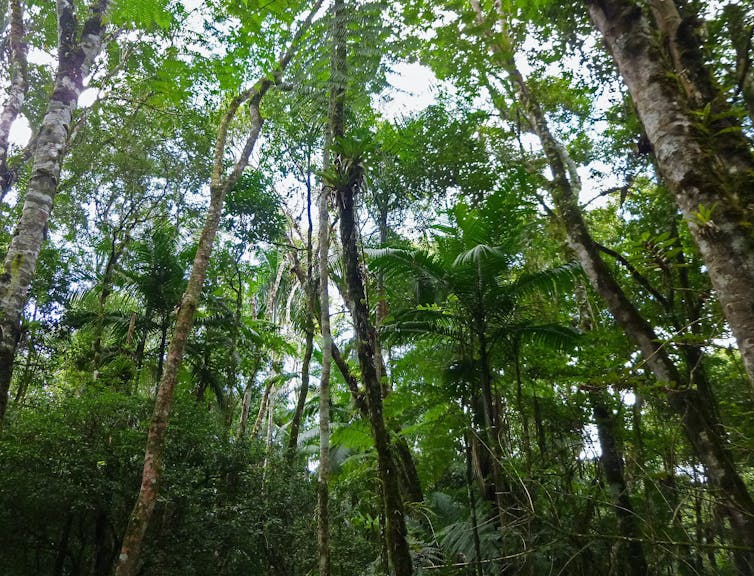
[472,2,754,568]
[0,0,110,422]
[316,1,340,571]
[588,0,754,392]
[252,375,275,438]
[114,5,323,570]
[289,158,315,458]
[0,0,27,199]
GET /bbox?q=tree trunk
[116,73,266,576]
[252,375,276,438]
[590,394,648,576]
[587,0,754,391]
[0,0,27,200]
[335,142,413,576]
[113,6,322,569]
[0,0,111,423]
[328,3,412,573]
[317,174,332,575]
[237,359,260,440]
[288,328,312,454]
[471,2,754,567]
[464,429,484,576]
[224,256,243,431]
[288,148,316,458]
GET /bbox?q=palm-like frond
[452,243,511,275]
[493,322,581,352]
[506,261,582,299]
[381,307,467,345]
[367,247,449,291]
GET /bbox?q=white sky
[378,62,439,120]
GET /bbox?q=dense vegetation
[0,0,753,574]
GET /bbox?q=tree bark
[590,395,648,576]
[317,171,332,576]
[0,0,27,200]
[0,0,110,423]
[471,2,754,568]
[587,0,754,391]
[328,2,412,573]
[288,328,312,453]
[113,5,323,569]
[288,147,316,457]
[253,375,276,438]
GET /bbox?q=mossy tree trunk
[0,0,27,200]
[471,2,754,570]
[0,0,110,423]
[588,0,754,392]
[327,2,412,573]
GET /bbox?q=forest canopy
[0,0,753,575]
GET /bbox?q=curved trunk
[471,2,754,567]
[587,0,754,391]
[113,4,322,570]
[0,0,110,422]
[114,85,267,576]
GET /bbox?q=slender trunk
[531,387,546,457]
[124,312,136,349]
[114,54,279,576]
[132,306,151,393]
[576,282,648,574]
[464,429,484,576]
[252,375,275,438]
[0,0,27,199]
[93,227,136,380]
[512,342,532,465]
[329,2,411,572]
[0,0,110,422]
[53,512,74,576]
[316,0,340,569]
[265,384,276,452]
[113,0,325,560]
[155,316,168,383]
[587,0,754,391]
[476,320,508,534]
[224,258,243,430]
[289,134,316,458]
[375,205,389,397]
[335,143,413,576]
[288,328,312,454]
[92,508,111,576]
[590,394,648,576]
[237,362,259,440]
